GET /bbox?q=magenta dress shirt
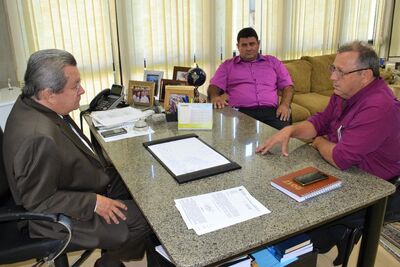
[209,55,293,108]
[308,78,400,180]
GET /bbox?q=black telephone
[89,84,124,111]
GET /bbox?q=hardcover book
[268,243,313,262]
[274,233,311,254]
[271,167,342,202]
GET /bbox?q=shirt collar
[346,78,383,107]
[234,54,265,64]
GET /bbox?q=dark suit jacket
[3,95,129,249]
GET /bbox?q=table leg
[357,197,388,267]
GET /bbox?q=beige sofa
[283,54,336,123]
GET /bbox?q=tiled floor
[2,242,400,267]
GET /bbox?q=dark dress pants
[238,106,291,130]
[94,168,170,267]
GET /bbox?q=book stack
[271,166,342,202]
[250,234,314,266]
[267,234,313,263]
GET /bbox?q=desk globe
[187,67,206,102]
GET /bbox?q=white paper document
[148,137,230,176]
[178,103,213,130]
[155,245,172,262]
[155,245,251,266]
[90,106,145,128]
[175,186,270,235]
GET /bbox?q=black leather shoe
[94,254,126,267]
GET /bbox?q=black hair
[237,27,259,43]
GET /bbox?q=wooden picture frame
[172,66,191,81]
[159,79,187,102]
[144,70,164,99]
[127,80,155,107]
[164,85,194,112]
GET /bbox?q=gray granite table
[85,107,395,267]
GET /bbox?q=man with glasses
[256,41,400,263]
[257,41,400,180]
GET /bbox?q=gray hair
[22,49,77,99]
[337,41,380,78]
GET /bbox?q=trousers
[238,106,291,130]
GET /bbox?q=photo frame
[159,79,187,102]
[144,70,164,99]
[173,66,191,81]
[127,80,155,107]
[164,85,194,112]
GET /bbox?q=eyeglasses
[329,65,371,78]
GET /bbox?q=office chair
[0,126,92,266]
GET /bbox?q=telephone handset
[89,84,124,111]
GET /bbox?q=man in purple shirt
[256,41,400,180]
[256,41,400,264]
[208,27,294,130]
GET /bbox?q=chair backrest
[0,127,11,204]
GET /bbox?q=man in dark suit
[2,49,163,267]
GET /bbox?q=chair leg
[342,228,361,267]
[71,250,95,267]
[333,227,361,267]
[333,228,352,266]
[54,254,69,267]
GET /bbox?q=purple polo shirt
[210,55,293,108]
[308,78,400,180]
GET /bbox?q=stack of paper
[174,186,270,235]
[90,107,154,142]
[90,106,146,129]
[251,248,298,267]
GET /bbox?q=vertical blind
[5,0,389,105]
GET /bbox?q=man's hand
[95,194,127,224]
[256,127,293,156]
[211,95,228,109]
[276,104,291,121]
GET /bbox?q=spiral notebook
[271,167,342,202]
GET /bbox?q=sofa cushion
[292,93,331,115]
[316,90,333,97]
[301,54,335,93]
[284,60,312,94]
[291,102,311,123]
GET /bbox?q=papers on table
[98,125,154,142]
[178,103,213,130]
[90,106,146,129]
[175,186,270,235]
[90,107,154,142]
[148,137,230,176]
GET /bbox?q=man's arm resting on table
[311,136,339,168]
[208,85,228,109]
[276,86,294,121]
[256,121,317,156]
